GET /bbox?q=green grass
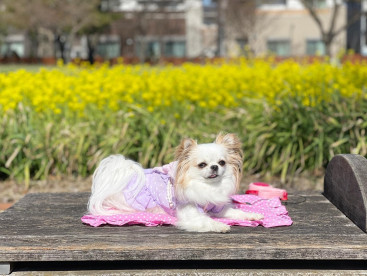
[1,94,367,188]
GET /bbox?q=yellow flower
[147,106,154,112]
[0,58,366,117]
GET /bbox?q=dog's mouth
[207,174,218,179]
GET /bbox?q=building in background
[1,0,366,61]
[68,0,204,61]
[223,0,347,58]
[94,0,203,61]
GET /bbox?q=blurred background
[0,0,366,64]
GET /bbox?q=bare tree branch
[300,0,326,36]
[328,0,341,39]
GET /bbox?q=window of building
[256,0,286,7]
[96,41,121,59]
[164,41,186,57]
[147,41,161,58]
[100,0,123,12]
[203,0,217,7]
[267,39,290,56]
[306,39,325,55]
[203,0,217,25]
[0,41,25,57]
[303,0,327,9]
[136,40,161,59]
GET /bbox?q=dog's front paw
[221,208,264,221]
[177,219,230,233]
[244,212,264,221]
[210,221,231,233]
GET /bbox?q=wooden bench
[1,154,367,275]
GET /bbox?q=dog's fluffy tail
[88,154,145,215]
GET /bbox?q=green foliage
[1,94,367,185]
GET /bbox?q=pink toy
[246,182,288,200]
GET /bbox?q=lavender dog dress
[122,161,224,217]
[123,162,178,216]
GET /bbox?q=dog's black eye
[198,162,207,168]
[219,160,226,166]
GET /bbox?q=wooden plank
[1,192,367,264]
[324,154,367,232]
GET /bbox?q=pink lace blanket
[81,194,293,228]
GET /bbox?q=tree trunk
[322,33,333,57]
[55,34,67,64]
[28,30,39,60]
[87,35,95,64]
[325,41,332,57]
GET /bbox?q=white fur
[88,139,264,232]
[88,155,145,215]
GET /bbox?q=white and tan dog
[88,133,263,232]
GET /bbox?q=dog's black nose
[211,165,218,171]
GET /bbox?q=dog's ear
[215,133,243,191]
[174,138,197,195]
[182,138,197,150]
[175,138,197,160]
[215,133,241,150]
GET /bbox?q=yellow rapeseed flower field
[1,59,366,116]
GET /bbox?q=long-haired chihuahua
[88,133,263,232]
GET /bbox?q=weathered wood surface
[0,192,367,266]
[324,154,367,233]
